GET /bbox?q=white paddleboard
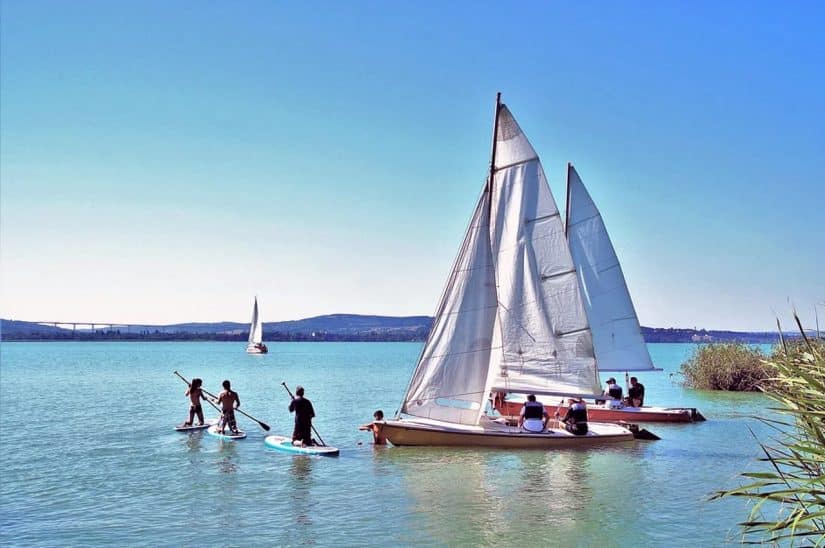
[175,419,218,432]
[207,425,247,440]
[264,435,339,456]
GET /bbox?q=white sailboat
[245,297,268,354]
[381,95,638,447]
[562,164,703,422]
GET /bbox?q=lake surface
[0,341,775,546]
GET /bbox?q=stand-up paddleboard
[175,419,218,432]
[207,425,247,440]
[264,435,339,456]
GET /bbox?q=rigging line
[493,157,539,172]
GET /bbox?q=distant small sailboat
[246,297,268,354]
[381,94,645,447]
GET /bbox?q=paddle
[281,382,327,447]
[173,371,271,431]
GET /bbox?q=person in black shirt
[561,398,588,435]
[627,377,645,407]
[289,385,316,447]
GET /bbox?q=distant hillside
[0,316,793,343]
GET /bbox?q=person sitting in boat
[626,377,645,407]
[358,409,387,445]
[603,378,623,405]
[518,394,549,433]
[289,385,316,447]
[560,398,589,435]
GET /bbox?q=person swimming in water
[359,410,387,445]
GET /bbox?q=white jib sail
[248,298,263,345]
[401,190,500,425]
[486,106,602,399]
[565,164,655,372]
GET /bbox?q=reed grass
[711,319,825,545]
[679,342,772,391]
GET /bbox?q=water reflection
[382,446,644,545]
[287,457,317,543]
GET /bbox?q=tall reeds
[680,343,772,391]
[712,318,825,545]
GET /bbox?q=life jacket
[523,401,544,420]
[567,403,588,424]
[607,384,623,399]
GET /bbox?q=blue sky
[1,1,822,330]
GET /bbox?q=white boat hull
[381,417,634,448]
[246,343,268,354]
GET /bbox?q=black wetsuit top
[607,384,623,400]
[563,403,589,435]
[628,383,645,404]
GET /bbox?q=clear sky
[1,1,822,331]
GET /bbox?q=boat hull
[246,344,268,354]
[381,419,634,448]
[496,400,704,423]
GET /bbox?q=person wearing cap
[288,385,316,447]
[604,377,623,401]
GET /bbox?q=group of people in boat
[598,376,645,408]
[514,376,648,435]
[517,394,589,435]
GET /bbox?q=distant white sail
[486,107,601,399]
[248,297,263,345]
[565,164,655,372]
[400,103,602,427]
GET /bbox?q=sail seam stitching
[541,268,576,281]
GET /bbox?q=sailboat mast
[487,92,502,200]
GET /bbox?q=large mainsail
[248,297,263,345]
[485,107,601,399]
[400,99,601,426]
[565,164,655,372]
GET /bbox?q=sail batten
[566,165,655,373]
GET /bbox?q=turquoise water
[0,342,774,546]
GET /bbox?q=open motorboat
[383,94,653,448]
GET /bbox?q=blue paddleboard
[207,425,247,440]
[264,435,339,456]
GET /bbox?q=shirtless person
[182,377,206,426]
[359,410,387,445]
[216,379,241,435]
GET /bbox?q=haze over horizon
[2,2,822,331]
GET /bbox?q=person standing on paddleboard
[288,386,315,447]
[182,378,206,427]
[216,380,241,435]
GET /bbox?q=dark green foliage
[680,343,773,391]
